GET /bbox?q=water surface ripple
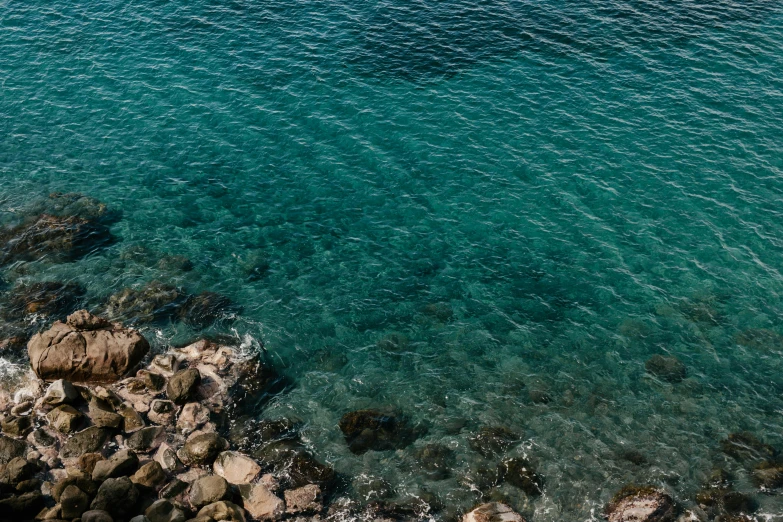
[2,0,783,519]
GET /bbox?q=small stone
[88,399,124,429]
[92,449,139,482]
[148,400,178,426]
[131,461,166,489]
[190,475,232,509]
[78,453,105,474]
[46,404,83,434]
[160,479,190,504]
[154,443,184,473]
[1,415,33,437]
[0,435,28,465]
[126,426,166,453]
[151,354,179,376]
[61,427,109,458]
[117,402,146,432]
[43,379,79,406]
[167,369,201,404]
[90,476,139,519]
[29,427,57,448]
[81,510,116,522]
[11,401,33,416]
[177,402,210,435]
[145,499,186,522]
[241,483,284,521]
[285,485,322,514]
[181,433,229,466]
[137,370,166,391]
[463,502,526,522]
[214,451,261,485]
[197,501,247,522]
[131,516,151,522]
[1,456,36,485]
[60,484,91,518]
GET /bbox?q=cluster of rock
[0,310,323,522]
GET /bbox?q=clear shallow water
[2,0,783,519]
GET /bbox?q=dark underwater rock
[415,443,455,480]
[339,409,422,454]
[252,443,335,490]
[228,359,288,416]
[751,460,783,490]
[695,488,757,515]
[178,291,240,328]
[38,192,116,224]
[105,281,188,324]
[498,457,543,496]
[0,214,113,265]
[645,355,687,383]
[604,486,676,522]
[720,432,777,462]
[469,426,521,458]
[3,281,85,321]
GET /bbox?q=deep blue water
[2,0,783,519]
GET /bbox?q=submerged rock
[178,291,239,328]
[469,426,521,458]
[499,457,543,496]
[604,486,676,522]
[105,281,188,324]
[463,502,526,522]
[0,214,113,265]
[28,310,150,384]
[751,460,783,490]
[3,281,85,321]
[720,432,777,462]
[645,355,687,383]
[338,409,421,454]
[415,443,456,480]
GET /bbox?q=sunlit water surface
[2,0,783,519]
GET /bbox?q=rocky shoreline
[0,308,690,522]
[0,193,775,522]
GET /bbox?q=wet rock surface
[605,486,676,522]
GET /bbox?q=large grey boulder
[27,310,149,384]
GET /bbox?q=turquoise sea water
[3,0,783,519]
